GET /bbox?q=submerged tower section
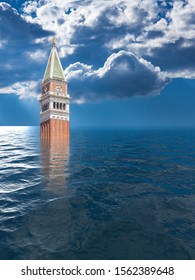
[39,38,70,141]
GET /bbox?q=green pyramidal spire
[43,38,65,82]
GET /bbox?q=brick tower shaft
[40,119,69,140]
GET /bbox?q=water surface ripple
[0,127,195,259]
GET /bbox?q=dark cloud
[146,30,165,39]
[65,51,170,103]
[67,4,151,66]
[0,3,51,44]
[59,0,195,80]
[0,3,53,87]
[145,38,195,75]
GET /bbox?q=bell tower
[39,38,70,141]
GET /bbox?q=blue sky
[1,0,195,127]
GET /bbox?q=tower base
[40,119,69,142]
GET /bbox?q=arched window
[53,102,56,109]
[63,104,66,110]
[60,103,62,110]
[57,102,59,109]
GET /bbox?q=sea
[0,126,195,260]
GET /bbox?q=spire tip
[51,37,55,46]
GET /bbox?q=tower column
[39,39,70,142]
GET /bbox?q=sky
[1,0,195,127]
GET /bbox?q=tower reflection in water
[40,136,69,194]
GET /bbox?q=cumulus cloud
[21,0,195,79]
[1,0,195,100]
[105,0,195,78]
[65,51,170,103]
[22,0,158,61]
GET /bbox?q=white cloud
[0,81,40,99]
[25,50,47,62]
[0,2,13,11]
[64,62,93,80]
[21,0,195,78]
[21,0,158,57]
[22,0,38,14]
[0,39,7,49]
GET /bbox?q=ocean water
[0,126,195,260]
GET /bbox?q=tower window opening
[42,103,49,112]
[53,102,56,109]
[60,103,62,110]
[57,102,59,109]
[63,104,66,110]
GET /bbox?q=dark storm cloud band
[0,2,53,87]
